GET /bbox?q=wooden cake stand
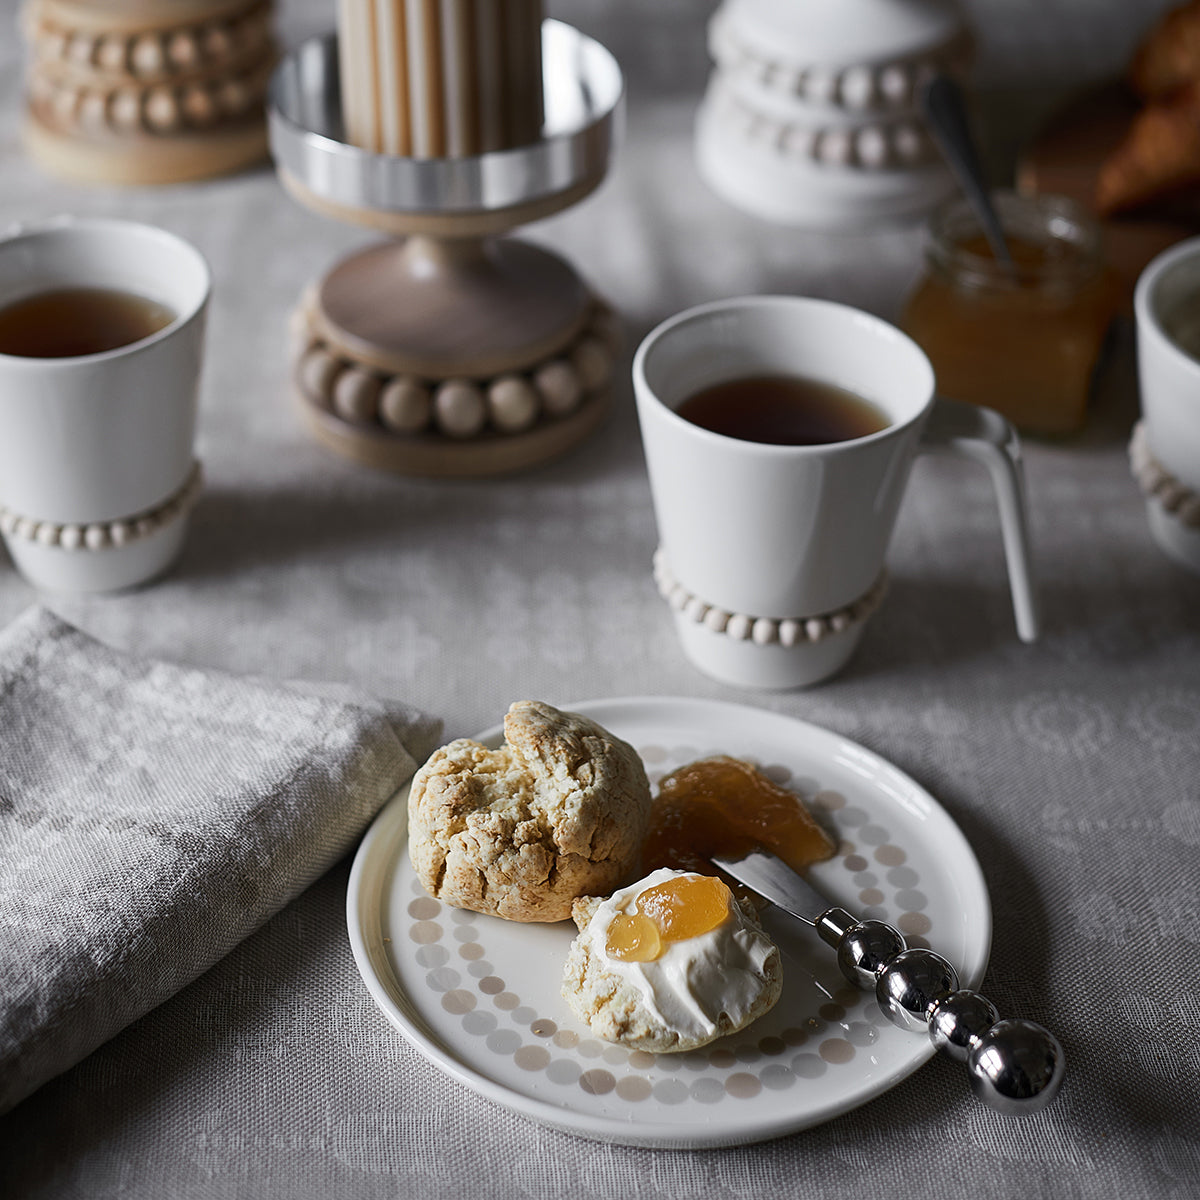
[21,0,275,185]
[268,22,624,477]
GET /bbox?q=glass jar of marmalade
[901,191,1120,435]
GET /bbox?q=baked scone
[561,868,783,1053]
[1129,0,1200,100]
[408,700,652,922]
[1096,80,1200,215]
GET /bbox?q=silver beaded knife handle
[711,848,1065,1115]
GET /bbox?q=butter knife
[712,848,1065,1116]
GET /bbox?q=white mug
[633,295,1039,689]
[1133,236,1200,574]
[0,216,210,592]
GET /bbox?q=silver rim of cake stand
[268,20,623,216]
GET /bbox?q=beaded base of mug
[653,549,889,646]
[0,462,204,552]
[1129,421,1200,528]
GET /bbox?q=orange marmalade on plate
[640,756,837,893]
[901,192,1120,435]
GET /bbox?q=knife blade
[711,847,1065,1116]
[711,847,850,931]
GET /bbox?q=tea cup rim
[1134,233,1200,381]
[0,215,212,368]
[632,294,935,455]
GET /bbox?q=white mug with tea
[1133,235,1200,575]
[0,216,210,592]
[633,295,1039,689]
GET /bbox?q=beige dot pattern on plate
[514,1046,551,1071]
[616,1076,653,1102]
[401,742,934,1106]
[819,1039,856,1064]
[725,1073,761,1098]
[813,790,847,811]
[899,912,932,936]
[579,1070,616,1095]
[442,990,474,1015]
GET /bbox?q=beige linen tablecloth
[1,0,1198,1197]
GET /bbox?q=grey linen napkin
[0,607,442,1114]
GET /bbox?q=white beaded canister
[695,0,967,226]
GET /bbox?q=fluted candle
[337,0,544,158]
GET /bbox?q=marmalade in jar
[901,192,1120,435]
[640,756,836,884]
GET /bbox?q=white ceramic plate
[347,697,992,1149]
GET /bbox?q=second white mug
[633,295,1039,689]
[0,216,210,592]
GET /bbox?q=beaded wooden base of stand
[20,0,274,184]
[290,239,622,478]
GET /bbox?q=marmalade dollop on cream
[605,874,733,962]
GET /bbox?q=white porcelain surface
[696,0,963,226]
[1135,236,1200,573]
[0,216,210,591]
[632,296,1037,687]
[347,697,992,1149]
[718,0,965,67]
[695,90,955,228]
[673,614,866,691]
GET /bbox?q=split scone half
[408,700,652,922]
[561,867,783,1052]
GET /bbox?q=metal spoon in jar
[921,73,1016,270]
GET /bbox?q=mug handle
[918,396,1040,643]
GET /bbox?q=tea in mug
[0,287,176,358]
[675,373,889,446]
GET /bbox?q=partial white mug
[633,295,1039,689]
[1133,235,1200,574]
[0,216,210,592]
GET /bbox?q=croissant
[1129,0,1200,99]
[1095,80,1200,215]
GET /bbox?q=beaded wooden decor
[20,0,275,185]
[271,9,624,476]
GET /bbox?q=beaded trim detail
[22,0,274,138]
[708,78,938,171]
[0,461,203,552]
[653,549,888,646]
[27,58,272,138]
[1129,421,1200,529]
[23,2,272,80]
[709,12,970,113]
[295,301,620,441]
